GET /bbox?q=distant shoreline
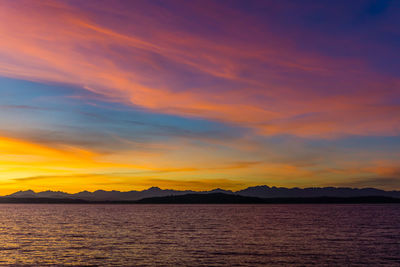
[1,193,399,204]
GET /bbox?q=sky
[0,0,399,194]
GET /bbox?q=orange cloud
[0,0,399,139]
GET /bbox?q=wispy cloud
[1,1,399,138]
[0,104,51,111]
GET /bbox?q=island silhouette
[2,186,400,204]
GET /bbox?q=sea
[0,204,399,266]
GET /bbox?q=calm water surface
[0,204,399,266]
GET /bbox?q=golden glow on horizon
[0,134,398,194]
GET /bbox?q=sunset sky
[0,0,399,194]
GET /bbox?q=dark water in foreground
[0,204,399,266]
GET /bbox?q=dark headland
[1,190,400,204]
[134,193,400,204]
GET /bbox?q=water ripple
[0,204,398,266]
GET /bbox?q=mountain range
[6,186,400,201]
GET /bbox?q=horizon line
[5,184,400,196]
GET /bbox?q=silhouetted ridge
[136,193,400,204]
[237,186,400,198]
[5,185,400,201]
[0,197,88,204]
[136,193,263,204]
[1,193,399,204]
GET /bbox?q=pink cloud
[0,0,399,138]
